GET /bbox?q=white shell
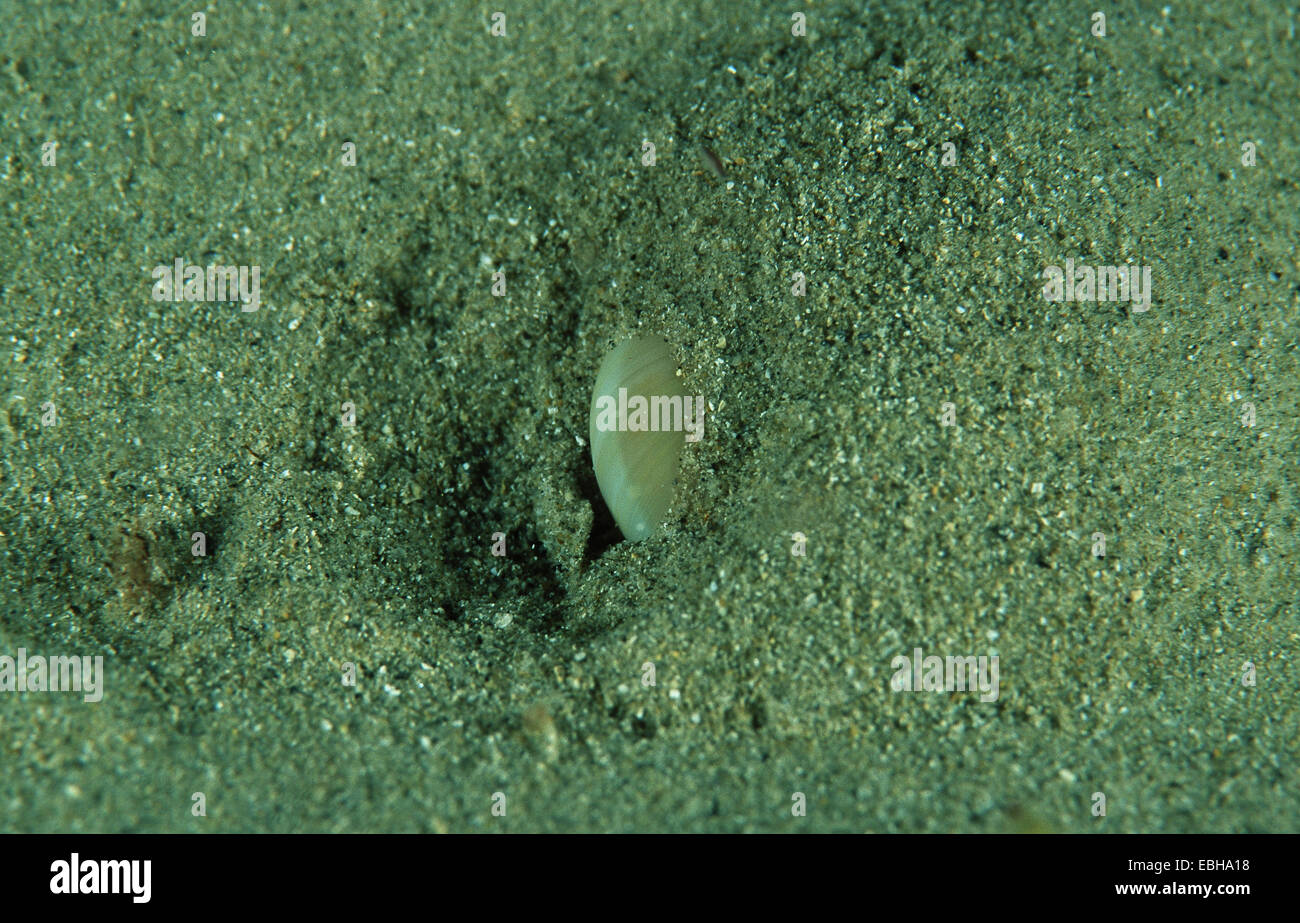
[588,335,686,541]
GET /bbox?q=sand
[1,0,1296,831]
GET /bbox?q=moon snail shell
[588,335,700,541]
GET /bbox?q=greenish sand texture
[0,0,1296,831]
